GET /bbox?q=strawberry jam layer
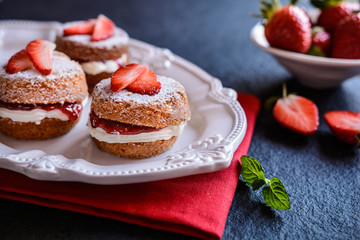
[0,101,82,121]
[90,112,162,135]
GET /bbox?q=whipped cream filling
[0,97,88,125]
[81,54,127,75]
[88,120,187,143]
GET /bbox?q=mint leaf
[240,155,291,210]
[262,177,290,210]
[241,156,266,188]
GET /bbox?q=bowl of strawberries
[250,0,360,89]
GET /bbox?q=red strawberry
[273,89,319,135]
[324,110,360,145]
[331,13,360,59]
[127,69,161,95]
[26,39,56,75]
[5,49,33,74]
[261,0,312,53]
[63,19,96,36]
[315,1,360,34]
[307,27,331,57]
[92,14,115,42]
[111,64,148,92]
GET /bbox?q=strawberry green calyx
[310,0,343,9]
[260,0,282,21]
[260,0,299,21]
[307,46,326,57]
[281,82,296,98]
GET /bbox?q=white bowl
[250,22,360,89]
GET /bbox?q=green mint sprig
[240,155,290,210]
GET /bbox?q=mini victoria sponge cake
[89,76,191,159]
[55,15,129,92]
[0,51,88,140]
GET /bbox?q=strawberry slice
[111,64,148,92]
[324,110,360,145]
[63,19,96,36]
[127,69,161,95]
[273,94,319,135]
[5,49,33,74]
[26,39,56,75]
[91,14,115,42]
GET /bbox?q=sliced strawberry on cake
[110,64,148,92]
[127,68,161,95]
[26,39,56,75]
[5,49,33,74]
[91,14,115,42]
[63,19,96,36]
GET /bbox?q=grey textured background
[0,0,359,239]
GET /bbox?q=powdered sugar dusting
[93,75,185,106]
[59,22,129,49]
[0,53,88,104]
[0,53,82,81]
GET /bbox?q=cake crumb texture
[0,117,79,140]
[92,136,178,158]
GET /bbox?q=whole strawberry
[261,0,312,53]
[307,27,331,57]
[312,0,360,34]
[332,13,360,59]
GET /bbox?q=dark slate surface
[0,0,359,239]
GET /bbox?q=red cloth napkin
[0,93,260,240]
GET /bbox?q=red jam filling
[90,112,162,135]
[0,101,82,122]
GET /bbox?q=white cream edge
[0,97,88,125]
[88,120,187,143]
[81,54,127,75]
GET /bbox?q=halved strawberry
[111,64,148,92]
[5,49,33,74]
[273,94,319,135]
[63,19,96,36]
[324,110,360,145]
[92,14,115,42]
[127,69,161,95]
[26,39,56,75]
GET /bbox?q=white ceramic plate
[0,20,247,184]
